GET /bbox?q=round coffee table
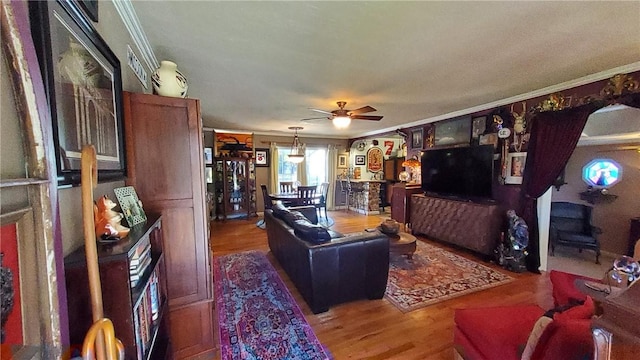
[384,231,417,259]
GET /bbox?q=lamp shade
[333,116,351,128]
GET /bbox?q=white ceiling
[129,1,640,139]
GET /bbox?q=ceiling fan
[302,101,383,128]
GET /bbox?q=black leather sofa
[265,203,389,313]
[549,202,601,264]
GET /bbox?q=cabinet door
[169,301,215,359]
[124,92,210,306]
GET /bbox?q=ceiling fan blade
[309,108,332,115]
[348,105,377,115]
[301,117,329,121]
[352,115,383,121]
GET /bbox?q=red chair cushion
[531,318,594,360]
[549,270,600,307]
[454,305,544,360]
[553,296,595,322]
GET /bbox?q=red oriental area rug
[385,241,514,313]
[214,251,331,360]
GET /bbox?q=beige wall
[551,143,640,254]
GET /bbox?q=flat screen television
[421,145,494,200]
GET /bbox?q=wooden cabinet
[390,183,422,226]
[384,157,405,181]
[123,92,213,359]
[65,215,170,360]
[214,157,256,219]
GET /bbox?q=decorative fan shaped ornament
[303,101,383,128]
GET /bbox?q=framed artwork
[337,154,348,168]
[30,0,125,186]
[435,116,471,146]
[505,152,527,184]
[205,167,213,184]
[355,155,366,166]
[411,128,424,149]
[471,116,487,139]
[77,0,99,22]
[479,133,499,149]
[255,148,269,167]
[366,147,383,173]
[114,186,147,227]
[204,148,213,165]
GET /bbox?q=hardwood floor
[209,211,555,360]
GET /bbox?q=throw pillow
[272,202,290,220]
[292,219,331,243]
[283,211,308,228]
[552,296,594,322]
[521,316,553,360]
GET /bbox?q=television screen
[421,145,494,199]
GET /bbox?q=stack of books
[133,270,162,360]
[129,235,152,288]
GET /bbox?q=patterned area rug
[385,241,514,313]
[214,251,331,360]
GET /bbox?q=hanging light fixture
[288,126,305,164]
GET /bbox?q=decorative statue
[495,209,529,272]
[93,195,130,240]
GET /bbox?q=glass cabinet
[214,157,256,219]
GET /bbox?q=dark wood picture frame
[77,0,98,22]
[434,116,471,147]
[30,0,125,186]
[411,128,423,149]
[255,148,269,167]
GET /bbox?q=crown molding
[112,0,158,72]
[358,62,640,138]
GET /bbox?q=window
[582,159,622,187]
[276,146,328,187]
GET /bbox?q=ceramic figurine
[93,195,130,240]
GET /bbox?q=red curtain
[520,103,600,272]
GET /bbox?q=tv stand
[410,194,502,256]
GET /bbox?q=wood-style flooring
[209,210,555,360]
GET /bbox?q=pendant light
[288,126,305,164]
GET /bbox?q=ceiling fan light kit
[333,116,351,128]
[306,101,383,128]
[288,126,305,164]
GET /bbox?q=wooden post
[81,145,106,360]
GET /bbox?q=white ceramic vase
[151,60,188,98]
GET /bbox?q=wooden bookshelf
[65,214,170,360]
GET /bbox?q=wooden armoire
[123,92,214,359]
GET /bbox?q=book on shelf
[129,241,151,269]
[130,254,153,288]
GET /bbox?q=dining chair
[280,181,295,193]
[315,182,330,219]
[339,179,352,212]
[297,185,317,206]
[257,184,273,227]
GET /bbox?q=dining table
[269,192,321,206]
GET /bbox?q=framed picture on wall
[337,154,348,168]
[435,116,471,147]
[411,128,423,149]
[31,0,125,186]
[472,116,487,139]
[505,152,527,184]
[255,148,269,167]
[355,155,366,166]
[204,148,213,165]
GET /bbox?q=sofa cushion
[283,211,308,228]
[272,202,290,220]
[557,231,597,244]
[292,219,331,243]
[454,305,544,360]
[549,270,600,306]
